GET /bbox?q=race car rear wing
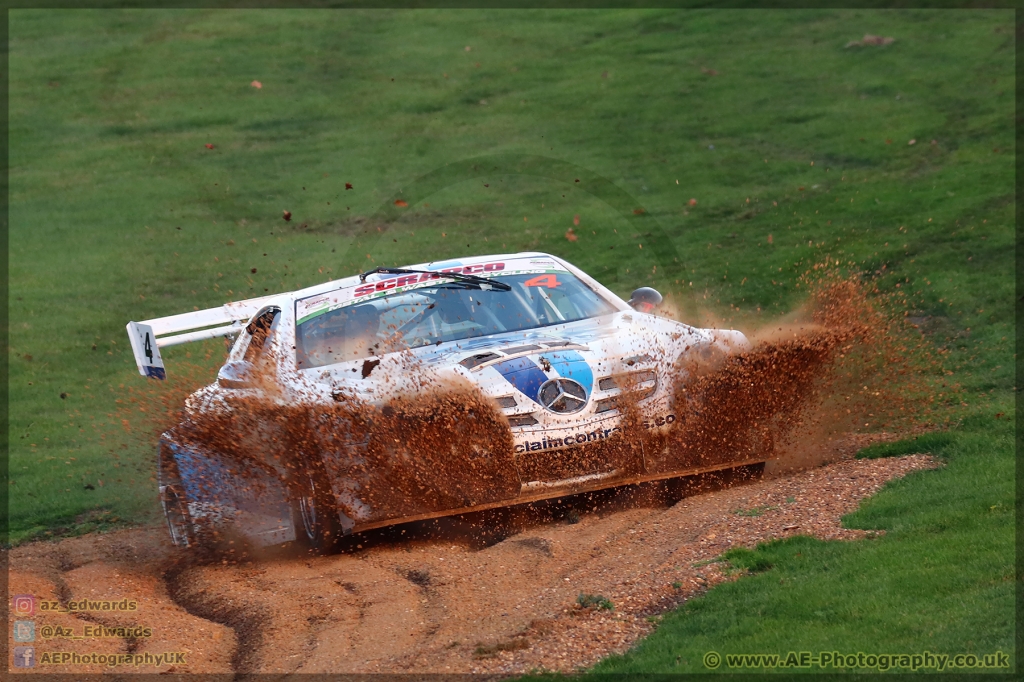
[126,293,279,379]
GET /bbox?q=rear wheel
[158,445,195,548]
[160,481,194,548]
[293,463,343,554]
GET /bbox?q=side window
[243,308,281,364]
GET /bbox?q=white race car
[128,252,766,552]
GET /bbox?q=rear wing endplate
[126,293,279,379]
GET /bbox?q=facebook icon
[13,646,36,668]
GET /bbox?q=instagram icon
[12,595,35,617]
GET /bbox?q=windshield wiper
[358,267,511,291]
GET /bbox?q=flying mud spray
[127,262,944,561]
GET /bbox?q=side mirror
[628,287,663,313]
[218,361,256,389]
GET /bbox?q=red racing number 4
[524,274,561,289]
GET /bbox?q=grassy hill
[8,8,1014,669]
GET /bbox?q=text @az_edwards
[39,624,153,639]
[703,650,1010,672]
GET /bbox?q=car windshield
[295,270,616,369]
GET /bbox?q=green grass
[8,7,1014,669]
[577,593,615,611]
[591,409,1015,673]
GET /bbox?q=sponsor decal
[493,350,593,403]
[295,256,571,325]
[513,414,676,453]
[351,262,506,297]
[304,294,331,307]
[493,356,548,404]
[296,253,577,323]
[544,350,593,391]
[494,350,594,406]
[428,260,464,269]
[643,414,674,429]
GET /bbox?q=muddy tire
[292,459,343,554]
[160,478,195,548]
[677,343,728,382]
[158,445,196,548]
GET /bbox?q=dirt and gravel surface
[8,446,939,676]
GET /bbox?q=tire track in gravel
[8,529,235,674]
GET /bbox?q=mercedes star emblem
[538,378,588,414]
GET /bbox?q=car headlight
[594,369,659,413]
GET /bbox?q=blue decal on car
[493,356,548,404]
[167,440,292,518]
[546,350,594,394]
[427,260,464,270]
